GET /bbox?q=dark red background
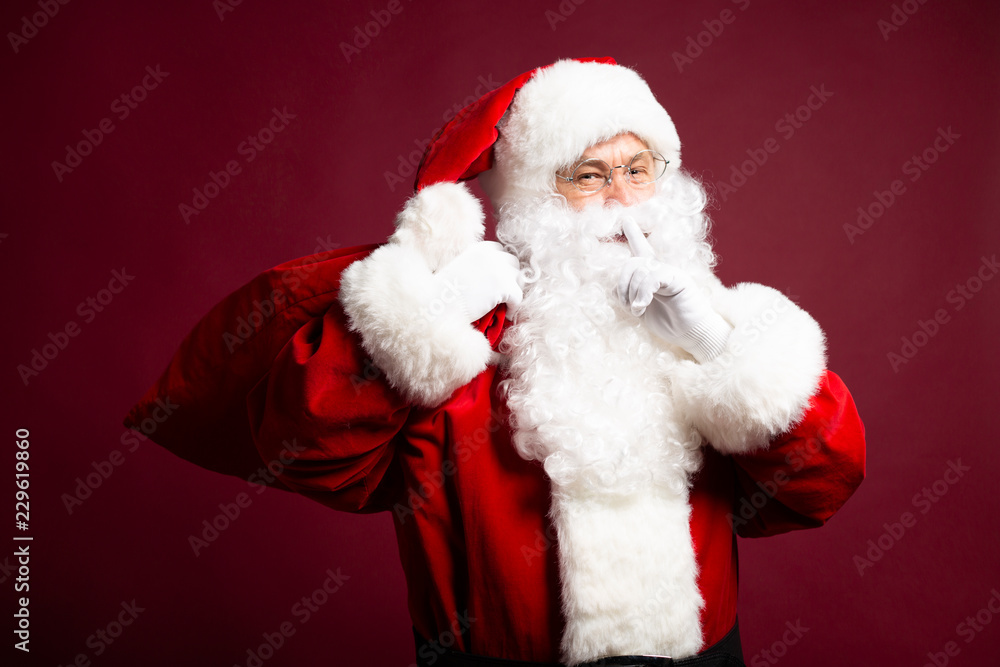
[3,1,999,665]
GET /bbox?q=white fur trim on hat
[481,59,682,206]
[338,182,492,407]
[670,281,827,454]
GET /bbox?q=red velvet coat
[127,244,865,663]
[247,275,865,663]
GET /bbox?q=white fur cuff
[670,283,827,454]
[338,182,491,408]
[339,243,493,407]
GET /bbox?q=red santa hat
[344,59,687,408]
[415,57,683,206]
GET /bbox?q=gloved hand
[616,219,732,362]
[429,241,523,323]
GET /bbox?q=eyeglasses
[557,149,669,194]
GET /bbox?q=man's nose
[602,168,638,207]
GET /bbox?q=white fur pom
[339,243,493,407]
[670,282,827,454]
[389,181,485,271]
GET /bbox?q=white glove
[616,218,733,362]
[429,241,523,323]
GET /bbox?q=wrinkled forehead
[575,133,650,164]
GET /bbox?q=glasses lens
[627,150,668,185]
[572,159,611,192]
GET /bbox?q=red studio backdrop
[2,1,998,666]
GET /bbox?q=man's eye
[576,172,604,181]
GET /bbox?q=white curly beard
[495,173,717,663]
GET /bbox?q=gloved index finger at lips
[623,218,655,258]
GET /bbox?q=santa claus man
[241,58,864,666]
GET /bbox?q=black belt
[414,619,745,667]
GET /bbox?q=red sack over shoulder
[123,244,378,488]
